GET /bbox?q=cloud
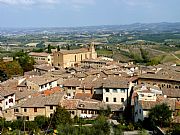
[0,0,95,8]
[0,0,59,6]
[0,0,32,5]
[120,0,153,8]
[71,0,95,5]
[69,0,95,10]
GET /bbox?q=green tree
[57,124,93,135]
[47,44,52,53]
[67,44,70,50]
[36,41,45,48]
[32,48,44,52]
[99,106,111,117]
[0,118,5,131]
[51,106,72,128]
[34,115,49,129]
[140,48,149,63]
[10,119,23,130]
[92,115,110,135]
[113,125,123,135]
[148,103,172,127]
[25,121,39,133]
[73,115,79,124]
[129,49,143,63]
[0,60,23,79]
[0,70,8,82]
[147,59,161,66]
[14,51,35,72]
[169,124,180,135]
[57,45,60,51]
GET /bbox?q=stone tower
[90,42,97,59]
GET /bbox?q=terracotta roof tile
[0,86,15,97]
[29,52,51,57]
[43,86,63,96]
[74,93,92,100]
[15,90,35,101]
[140,68,180,82]
[45,92,65,105]
[61,99,79,110]
[59,48,90,54]
[139,96,176,111]
[62,78,81,87]
[21,91,65,107]
[35,64,54,71]
[162,88,180,98]
[175,101,180,110]
[27,76,58,85]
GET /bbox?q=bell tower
[90,42,97,59]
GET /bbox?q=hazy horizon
[0,22,180,29]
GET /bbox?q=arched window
[75,55,77,62]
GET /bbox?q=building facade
[53,44,97,68]
[26,76,58,91]
[29,52,53,65]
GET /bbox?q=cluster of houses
[0,45,180,124]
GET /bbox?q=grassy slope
[113,45,180,64]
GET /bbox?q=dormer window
[9,98,13,103]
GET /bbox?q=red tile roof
[61,99,79,110]
[75,93,92,100]
[43,86,63,96]
[31,86,63,97]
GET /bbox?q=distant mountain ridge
[1,22,180,35]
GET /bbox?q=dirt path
[171,53,180,61]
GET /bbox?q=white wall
[3,94,15,110]
[103,88,128,105]
[137,92,156,101]
[39,81,57,91]
[47,55,53,64]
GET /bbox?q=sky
[0,0,180,27]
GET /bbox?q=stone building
[29,52,53,65]
[81,57,110,69]
[53,44,97,68]
[26,76,58,91]
[138,68,180,90]
[132,84,176,122]
[3,91,65,121]
[0,87,15,112]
